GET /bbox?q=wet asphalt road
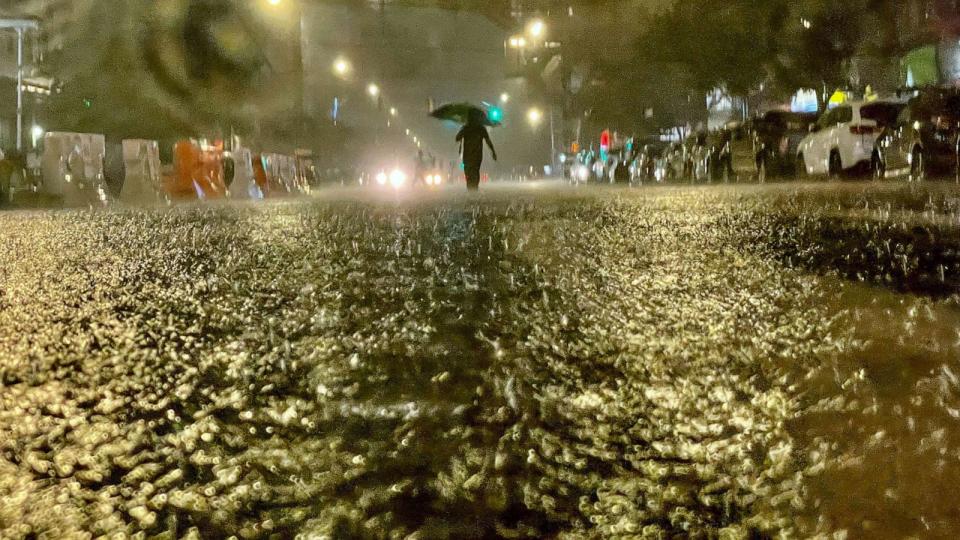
[0,181,959,539]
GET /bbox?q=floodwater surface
[0,182,958,539]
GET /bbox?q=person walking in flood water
[456,109,497,191]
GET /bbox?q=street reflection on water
[0,183,958,538]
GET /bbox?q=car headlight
[389,169,406,188]
[376,171,387,185]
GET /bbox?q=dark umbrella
[429,103,501,127]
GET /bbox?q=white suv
[797,101,905,176]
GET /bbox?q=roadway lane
[0,182,958,538]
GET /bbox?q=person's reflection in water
[456,109,497,191]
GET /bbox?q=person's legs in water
[464,162,481,191]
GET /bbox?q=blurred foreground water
[0,183,958,539]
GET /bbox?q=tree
[580,58,700,137]
[639,0,790,97]
[769,1,871,106]
[634,0,920,112]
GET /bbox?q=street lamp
[389,107,397,116]
[267,0,282,5]
[30,125,43,148]
[333,57,351,77]
[500,93,510,104]
[527,107,543,127]
[527,19,546,39]
[367,83,380,97]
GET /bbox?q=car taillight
[850,125,875,135]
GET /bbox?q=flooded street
[0,182,958,539]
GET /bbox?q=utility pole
[549,105,557,173]
[0,18,39,151]
[16,27,23,151]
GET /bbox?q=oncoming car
[373,167,410,190]
[422,170,445,187]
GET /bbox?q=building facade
[895,0,960,86]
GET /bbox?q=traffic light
[487,106,503,124]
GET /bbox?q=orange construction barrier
[252,153,270,197]
[164,140,228,200]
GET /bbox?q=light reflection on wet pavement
[0,182,958,539]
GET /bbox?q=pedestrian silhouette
[414,149,427,186]
[456,109,497,191]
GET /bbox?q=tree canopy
[635,0,903,105]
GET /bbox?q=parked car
[754,111,818,181]
[797,100,905,177]
[874,88,960,180]
[687,133,711,182]
[693,130,736,183]
[0,151,25,206]
[632,142,668,183]
[671,136,701,182]
[661,142,687,180]
[726,122,758,182]
[611,156,631,184]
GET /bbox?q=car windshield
[946,96,960,115]
[860,103,904,126]
[925,94,960,118]
[763,112,814,131]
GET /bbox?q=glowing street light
[389,107,397,116]
[500,93,510,104]
[333,57,351,77]
[405,129,410,135]
[367,83,380,97]
[527,107,543,127]
[30,125,43,147]
[527,19,546,39]
[267,0,282,5]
